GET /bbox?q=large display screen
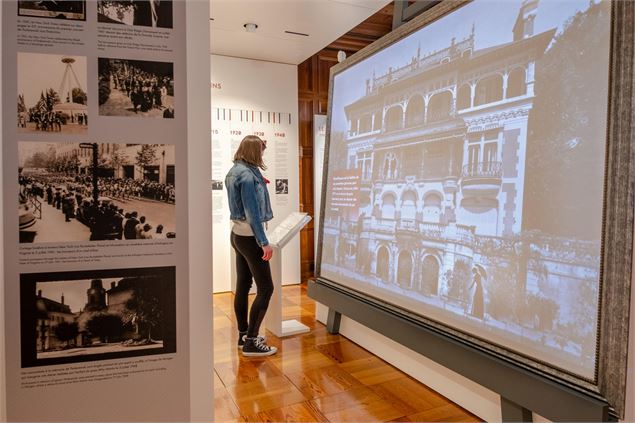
[320,0,610,380]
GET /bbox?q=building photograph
[21,268,176,367]
[321,0,609,378]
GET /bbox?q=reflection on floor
[214,284,481,422]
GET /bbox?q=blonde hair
[233,135,266,170]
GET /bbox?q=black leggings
[231,232,274,338]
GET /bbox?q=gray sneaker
[242,336,277,356]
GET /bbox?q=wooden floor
[214,284,481,422]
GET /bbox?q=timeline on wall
[3,1,192,421]
[212,106,293,221]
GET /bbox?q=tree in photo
[135,144,158,180]
[72,87,87,105]
[54,321,79,349]
[45,88,61,111]
[125,278,164,342]
[86,313,125,343]
[97,1,135,21]
[523,1,610,240]
[109,145,129,178]
[17,94,26,114]
[25,151,50,169]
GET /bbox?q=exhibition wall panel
[211,55,300,293]
[2,2,212,421]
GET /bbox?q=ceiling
[210,0,392,65]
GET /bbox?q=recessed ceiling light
[285,30,309,37]
[243,23,258,33]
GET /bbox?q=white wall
[313,114,327,260]
[211,54,300,293]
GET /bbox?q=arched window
[474,74,503,106]
[457,84,471,110]
[507,68,526,98]
[376,246,390,282]
[401,190,417,220]
[397,251,413,289]
[422,193,442,223]
[405,95,424,127]
[420,255,440,295]
[385,106,404,132]
[427,91,453,123]
[381,192,396,220]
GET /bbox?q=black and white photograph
[98,58,174,118]
[18,1,86,21]
[20,267,176,367]
[18,142,176,243]
[211,179,223,191]
[18,53,88,134]
[320,0,610,379]
[275,178,288,194]
[97,1,173,29]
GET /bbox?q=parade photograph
[18,1,86,21]
[97,1,173,29]
[18,53,88,134]
[98,58,175,118]
[20,267,176,367]
[18,142,176,243]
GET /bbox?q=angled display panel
[318,0,634,416]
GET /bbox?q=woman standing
[225,135,277,356]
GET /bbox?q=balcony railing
[461,161,503,179]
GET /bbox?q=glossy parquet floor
[214,284,482,422]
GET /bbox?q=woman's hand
[262,245,273,261]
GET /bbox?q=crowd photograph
[97,0,173,28]
[18,142,175,243]
[18,1,86,20]
[18,53,88,134]
[98,58,175,118]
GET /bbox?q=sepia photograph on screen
[321,0,610,379]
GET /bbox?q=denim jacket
[225,160,273,246]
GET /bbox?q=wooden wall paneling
[297,3,394,282]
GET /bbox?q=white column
[186,1,213,420]
[424,95,430,123]
[502,73,509,99]
[401,104,406,129]
[526,62,535,96]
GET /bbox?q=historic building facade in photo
[322,0,600,358]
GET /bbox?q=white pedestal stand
[263,212,312,337]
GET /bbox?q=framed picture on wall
[317,0,633,417]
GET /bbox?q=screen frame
[315,0,634,416]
